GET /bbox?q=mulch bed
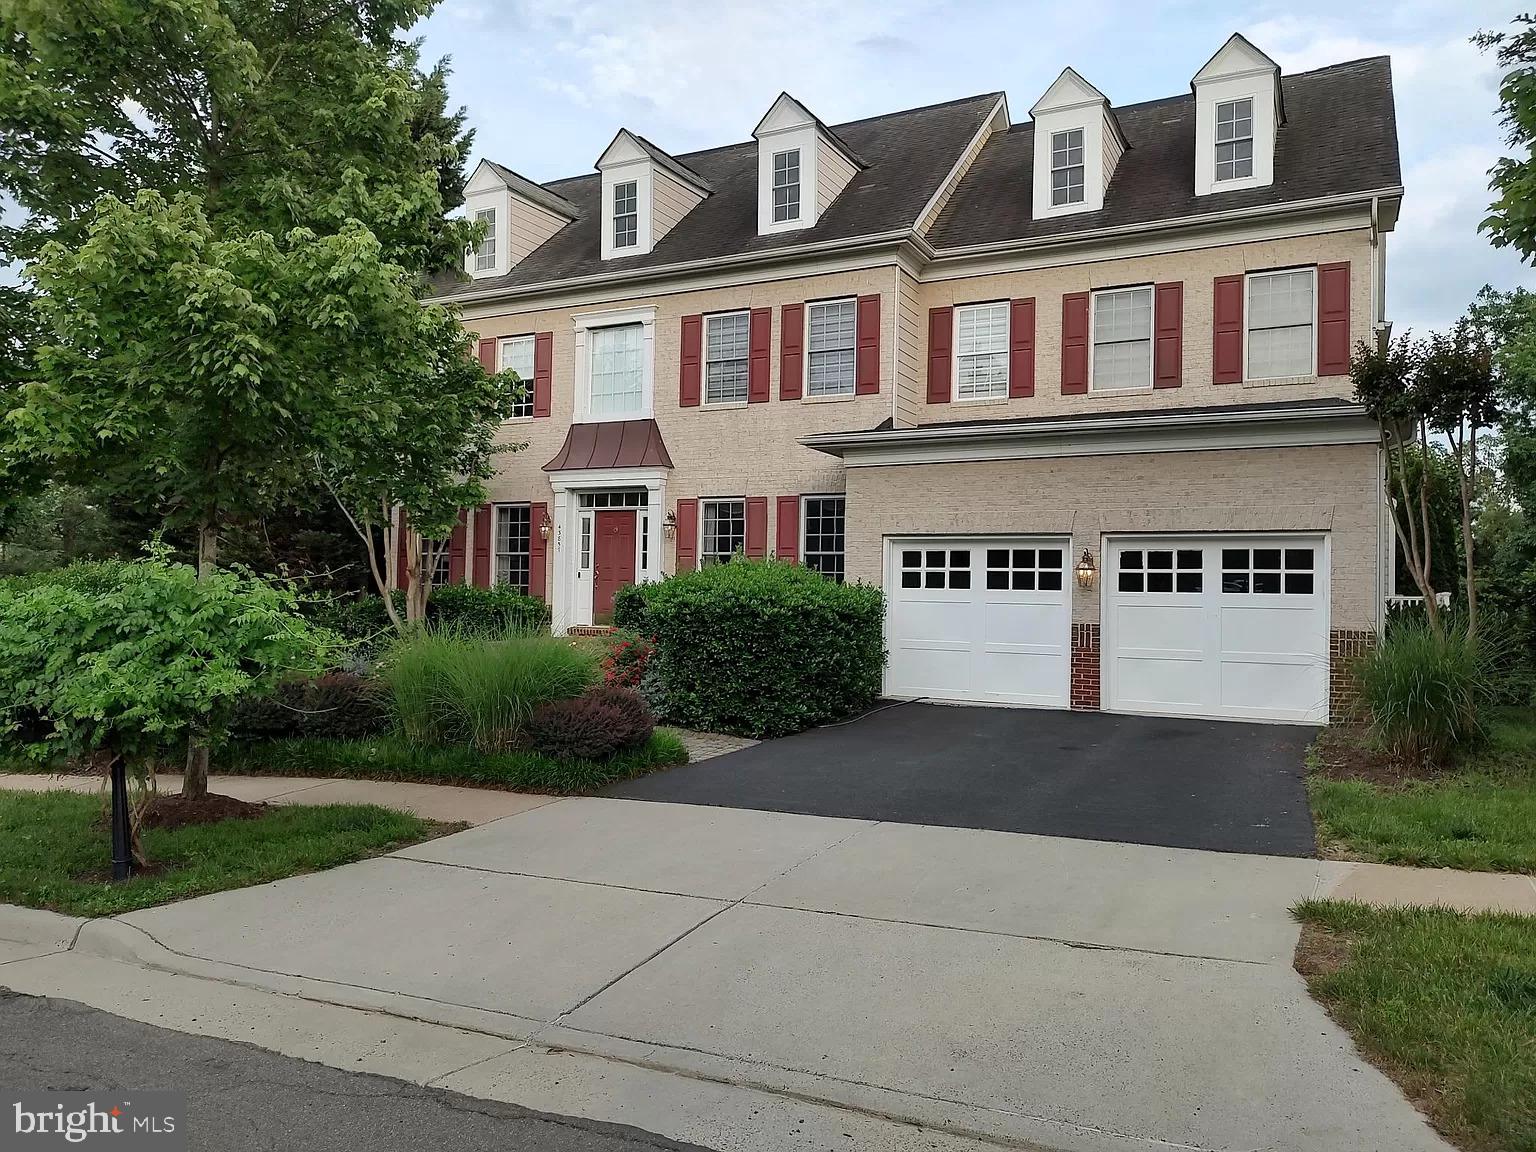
[139,792,267,831]
[1310,726,1449,789]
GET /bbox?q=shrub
[230,671,390,742]
[601,630,655,688]
[426,583,550,635]
[620,560,884,738]
[380,629,598,751]
[529,686,653,761]
[1356,616,1492,767]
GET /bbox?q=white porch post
[644,476,667,582]
[550,487,573,634]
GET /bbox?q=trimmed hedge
[615,560,884,738]
[305,584,550,647]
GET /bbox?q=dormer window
[1050,129,1085,207]
[472,207,497,271]
[612,181,639,250]
[772,149,801,223]
[1215,98,1253,181]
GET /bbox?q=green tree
[1478,16,1536,260]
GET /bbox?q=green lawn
[1309,708,1536,873]
[1295,900,1536,1152]
[223,729,689,793]
[0,789,449,917]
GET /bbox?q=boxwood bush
[615,560,884,738]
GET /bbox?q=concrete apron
[1,797,1454,1152]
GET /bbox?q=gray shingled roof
[927,57,1399,249]
[433,57,1398,300]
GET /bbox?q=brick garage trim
[1071,622,1101,711]
[1329,628,1375,721]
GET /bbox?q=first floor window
[772,148,801,222]
[1246,268,1315,380]
[612,180,638,249]
[472,207,496,271]
[494,504,531,591]
[589,322,644,417]
[1215,98,1254,181]
[807,299,856,397]
[701,499,745,566]
[499,335,535,419]
[425,540,453,588]
[1092,286,1152,390]
[705,311,750,404]
[1050,128,1084,206]
[802,496,845,582]
[955,302,1009,401]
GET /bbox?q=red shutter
[855,293,881,395]
[674,498,698,572]
[679,315,702,407]
[1212,275,1244,384]
[1061,292,1089,395]
[527,501,548,600]
[776,496,799,562]
[1154,282,1183,389]
[477,337,496,371]
[780,303,804,400]
[1009,298,1035,398]
[447,509,468,584]
[395,510,410,591]
[1317,262,1351,376]
[472,504,493,587]
[748,307,772,403]
[533,332,553,417]
[927,306,953,404]
[745,497,768,559]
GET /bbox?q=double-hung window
[705,312,750,405]
[772,149,801,223]
[1246,268,1315,380]
[425,541,452,588]
[955,302,1009,401]
[802,496,845,582]
[588,323,644,417]
[1091,286,1153,390]
[807,299,856,397]
[1050,128,1084,206]
[472,207,496,271]
[498,335,535,419]
[701,499,745,566]
[612,180,638,249]
[494,504,531,591]
[1215,98,1254,182]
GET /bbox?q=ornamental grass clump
[1356,616,1492,768]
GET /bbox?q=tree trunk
[182,518,219,800]
[1460,421,1479,641]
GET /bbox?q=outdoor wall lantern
[538,513,553,541]
[663,510,677,538]
[1074,549,1097,590]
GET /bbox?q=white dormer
[1192,33,1282,197]
[752,93,863,236]
[595,130,711,261]
[462,160,578,279]
[1029,68,1125,220]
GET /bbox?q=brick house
[423,33,1402,725]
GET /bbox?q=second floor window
[1091,286,1152,391]
[589,322,644,418]
[1050,129,1084,206]
[773,149,801,223]
[1215,98,1254,181]
[955,302,1009,401]
[473,207,496,271]
[495,504,532,591]
[701,499,745,566]
[807,299,857,397]
[498,335,535,419]
[1247,268,1314,380]
[613,180,638,248]
[705,312,750,404]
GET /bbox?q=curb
[0,904,87,952]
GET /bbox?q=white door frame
[1099,531,1332,724]
[548,468,667,633]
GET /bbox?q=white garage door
[885,538,1070,706]
[1104,536,1330,723]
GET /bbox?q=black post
[110,758,133,881]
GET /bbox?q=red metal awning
[543,419,674,472]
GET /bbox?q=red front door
[593,510,637,623]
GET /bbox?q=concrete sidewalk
[1,796,1469,1152]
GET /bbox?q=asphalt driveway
[607,702,1318,856]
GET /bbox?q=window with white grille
[1246,268,1315,380]
[807,299,856,397]
[955,303,1009,401]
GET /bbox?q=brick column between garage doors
[1071,623,1101,711]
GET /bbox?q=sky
[413,0,1535,334]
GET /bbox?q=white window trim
[491,501,533,591]
[1242,266,1317,384]
[571,305,657,424]
[1213,97,1255,185]
[951,300,1012,404]
[472,207,498,272]
[599,160,653,259]
[702,309,752,408]
[1048,128,1086,209]
[757,123,820,235]
[700,496,748,566]
[804,297,859,402]
[611,178,640,251]
[1087,284,1155,393]
[498,334,536,422]
[800,493,847,579]
[771,148,802,225]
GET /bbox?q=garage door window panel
[1118,548,1201,594]
[1221,546,1315,595]
[900,548,971,589]
[987,547,1063,591]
